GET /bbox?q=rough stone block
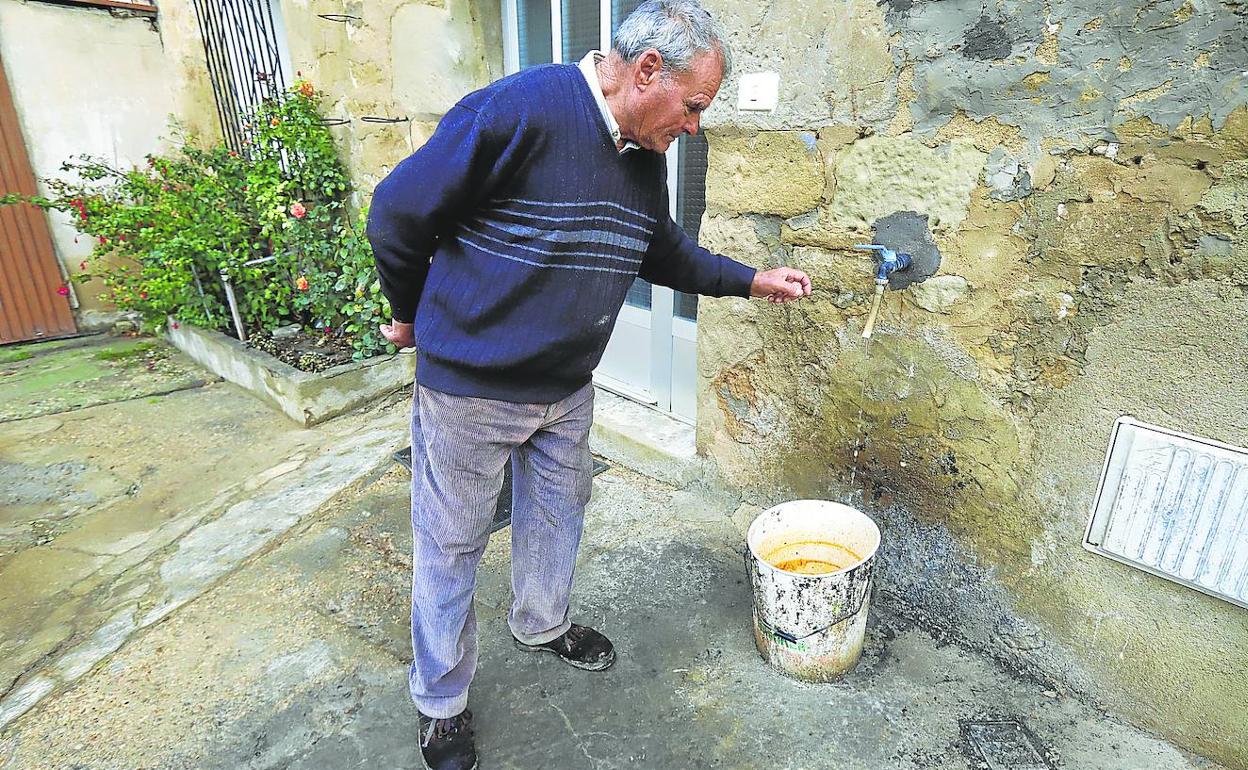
[817,125,861,198]
[706,132,825,217]
[1031,199,1169,277]
[1120,159,1211,209]
[1217,105,1248,157]
[781,207,865,248]
[1199,159,1248,228]
[934,113,1025,153]
[943,193,1028,291]
[908,274,971,314]
[827,137,986,233]
[1031,153,1058,190]
[790,246,874,297]
[698,215,775,267]
[696,296,762,377]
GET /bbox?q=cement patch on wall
[889,0,1248,146]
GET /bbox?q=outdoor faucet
[853,244,914,339]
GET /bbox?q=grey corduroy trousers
[407,382,595,718]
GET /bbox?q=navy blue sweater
[367,64,756,403]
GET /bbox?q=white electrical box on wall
[1084,416,1248,609]
[737,72,780,112]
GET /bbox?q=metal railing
[190,0,287,152]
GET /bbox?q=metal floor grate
[1085,417,1248,609]
[962,720,1053,770]
[393,447,610,532]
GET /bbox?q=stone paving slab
[0,340,411,733]
[0,335,212,423]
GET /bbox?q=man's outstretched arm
[638,205,812,304]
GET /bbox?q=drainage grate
[393,447,610,532]
[962,720,1053,770]
[1084,417,1248,609]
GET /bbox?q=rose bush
[0,80,395,362]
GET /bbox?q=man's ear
[636,49,664,88]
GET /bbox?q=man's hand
[751,267,812,304]
[380,319,416,348]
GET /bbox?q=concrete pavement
[0,335,1227,769]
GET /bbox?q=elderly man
[368,1,811,767]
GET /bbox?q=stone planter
[166,319,414,426]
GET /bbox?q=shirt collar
[577,50,640,154]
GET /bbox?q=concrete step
[589,386,704,488]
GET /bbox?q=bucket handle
[742,548,869,644]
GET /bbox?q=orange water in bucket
[766,540,863,575]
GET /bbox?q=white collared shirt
[577,50,640,154]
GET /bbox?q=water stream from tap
[847,316,877,501]
[861,286,885,339]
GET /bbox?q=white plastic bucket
[745,500,881,682]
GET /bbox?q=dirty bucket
[744,500,881,682]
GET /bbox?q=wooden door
[0,50,77,344]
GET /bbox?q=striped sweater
[366,64,756,404]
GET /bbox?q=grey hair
[612,0,733,80]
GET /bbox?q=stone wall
[272,0,502,199]
[158,0,502,198]
[695,0,1248,767]
[0,1,178,328]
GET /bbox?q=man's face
[628,51,723,153]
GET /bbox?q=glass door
[500,0,707,423]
